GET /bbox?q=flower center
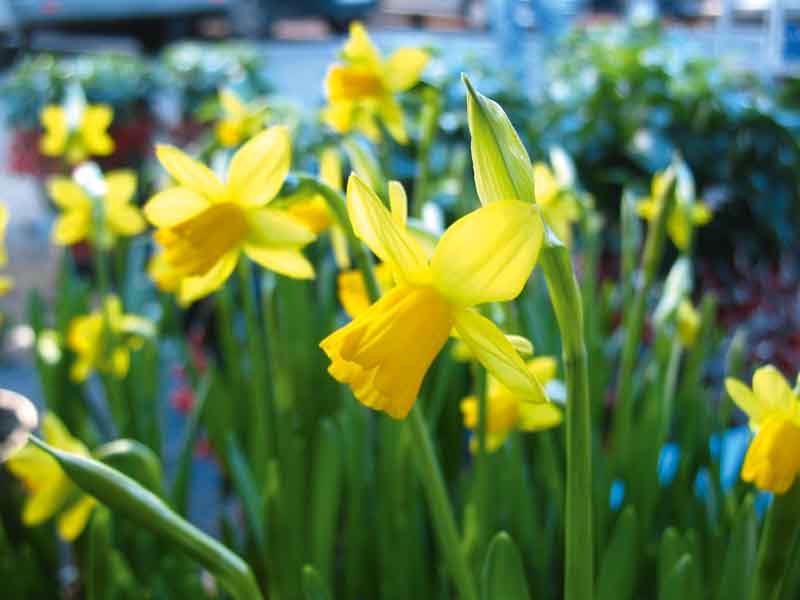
[742,416,800,493]
[327,65,385,102]
[320,285,453,418]
[157,203,248,278]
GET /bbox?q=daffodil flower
[323,22,429,144]
[337,261,394,318]
[40,103,114,165]
[144,126,316,305]
[533,162,581,247]
[461,356,562,452]
[288,147,351,268]
[6,413,97,541]
[676,299,701,347]
[68,295,155,382]
[725,366,800,493]
[215,88,269,147]
[0,203,13,296]
[48,170,145,248]
[320,174,547,419]
[637,172,712,251]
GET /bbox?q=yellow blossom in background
[461,356,562,452]
[144,126,316,305]
[676,300,701,347]
[40,103,114,165]
[0,203,13,296]
[725,366,800,494]
[636,179,712,250]
[68,295,155,382]
[337,261,395,318]
[533,162,580,246]
[215,88,269,147]
[320,174,547,419]
[48,170,145,248]
[323,22,429,144]
[288,147,350,268]
[6,413,96,541]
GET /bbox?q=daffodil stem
[407,405,479,600]
[540,237,593,600]
[751,481,800,600]
[413,88,441,219]
[475,364,490,561]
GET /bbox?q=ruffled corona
[321,285,453,418]
[741,416,800,494]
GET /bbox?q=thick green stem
[407,406,479,600]
[751,481,800,600]
[412,88,441,219]
[540,234,593,600]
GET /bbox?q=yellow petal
[322,101,354,134]
[228,126,291,206]
[106,202,145,237]
[725,377,767,427]
[527,356,558,383]
[111,346,130,378]
[388,180,407,227]
[342,21,381,67]
[337,261,394,318]
[219,88,247,117]
[320,147,343,191]
[178,250,239,305]
[517,401,562,431]
[57,496,96,541]
[325,65,384,102]
[385,47,429,92]
[244,246,314,279]
[346,174,428,284]
[667,212,690,250]
[378,96,407,144]
[331,226,351,269]
[753,366,798,418]
[155,145,225,199]
[48,178,90,209]
[692,203,712,225]
[104,170,137,205]
[217,119,243,147]
[144,187,210,228]
[431,199,542,307]
[80,105,114,156]
[741,416,800,493]
[453,308,547,403]
[22,475,72,526]
[246,207,316,248]
[53,211,91,245]
[5,443,61,488]
[287,196,333,233]
[636,198,658,221]
[42,413,87,455]
[0,276,13,295]
[40,106,68,155]
[533,163,558,204]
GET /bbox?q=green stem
[751,481,800,600]
[475,364,490,562]
[539,234,593,600]
[412,88,441,219]
[407,406,479,600]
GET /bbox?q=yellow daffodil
[215,88,268,147]
[338,261,394,318]
[323,22,429,144]
[725,366,800,493]
[320,173,546,419]
[461,356,562,452]
[40,103,114,165]
[48,170,145,248]
[6,413,96,541]
[533,162,580,246]
[288,147,350,268]
[68,295,155,382]
[144,126,316,305]
[0,203,13,295]
[636,176,712,251]
[676,300,700,347]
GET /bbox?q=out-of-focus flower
[48,170,145,248]
[533,162,580,246]
[337,261,395,318]
[460,356,562,453]
[144,126,316,305]
[215,88,268,147]
[323,22,429,144]
[6,413,96,541]
[320,174,547,419]
[636,173,712,250]
[288,147,350,268]
[676,299,701,347]
[40,103,114,165]
[725,366,800,493]
[68,295,155,382]
[0,203,13,296]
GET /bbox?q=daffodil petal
[342,21,381,67]
[246,207,316,248]
[385,47,429,92]
[48,178,90,209]
[244,246,315,279]
[517,402,562,431]
[178,250,239,305]
[320,147,343,191]
[378,96,407,144]
[753,366,797,417]
[106,202,146,237]
[228,126,291,206]
[57,496,96,541]
[725,377,767,427]
[155,145,225,199]
[431,199,542,306]
[453,308,547,403]
[53,212,90,245]
[81,105,114,156]
[220,88,247,116]
[346,174,428,284]
[104,170,136,204]
[388,180,407,227]
[22,475,71,526]
[144,188,210,228]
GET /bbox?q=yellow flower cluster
[40,102,114,165]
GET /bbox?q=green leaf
[310,419,343,586]
[95,438,165,499]
[226,433,267,555]
[462,74,534,205]
[660,555,695,600]
[480,532,531,600]
[597,506,637,600]
[342,137,386,200]
[717,495,757,600]
[302,564,331,600]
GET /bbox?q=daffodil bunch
[215,88,269,147]
[40,96,114,165]
[323,22,429,144]
[68,295,155,382]
[48,167,145,248]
